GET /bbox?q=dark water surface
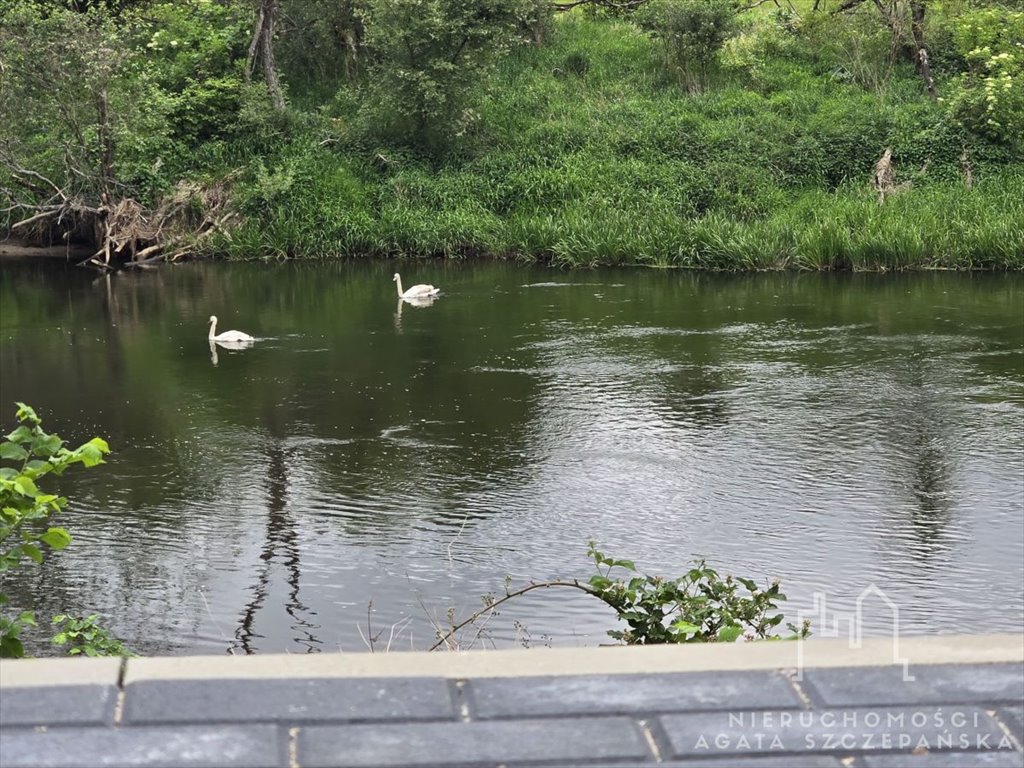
[1,260,1021,655]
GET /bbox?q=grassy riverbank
[2,5,1022,270]
[214,15,1022,269]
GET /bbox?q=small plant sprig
[586,542,810,644]
[52,614,134,657]
[429,541,810,650]
[0,403,110,658]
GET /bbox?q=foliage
[356,0,539,149]
[132,0,250,146]
[944,6,1024,151]
[636,0,739,92]
[586,542,810,643]
[431,541,810,650]
[1,1,1021,268]
[52,614,134,657]
[0,403,110,658]
[799,8,900,95]
[276,0,364,97]
[0,3,176,203]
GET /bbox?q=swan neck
[208,319,216,340]
[395,276,403,297]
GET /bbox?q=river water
[1,260,1021,655]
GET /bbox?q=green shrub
[587,543,810,644]
[0,404,111,658]
[636,0,739,93]
[52,614,134,658]
[944,6,1024,151]
[357,0,537,151]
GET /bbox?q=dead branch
[4,152,241,267]
[873,147,895,204]
[833,0,868,13]
[552,0,650,11]
[917,47,936,99]
[428,579,598,651]
[960,148,973,190]
[10,207,64,230]
[10,167,67,202]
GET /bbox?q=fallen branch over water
[3,162,241,270]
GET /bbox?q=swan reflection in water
[394,294,437,331]
[209,337,255,366]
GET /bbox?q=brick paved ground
[1,657,1022,768]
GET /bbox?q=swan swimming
[208,315,255,343]
[393,273,440,299]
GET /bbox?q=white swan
[208,315,255,343]
[393,273,440,299]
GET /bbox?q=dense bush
[944,6,1024,151]
[356,0,538,150]
[637,0,739,93]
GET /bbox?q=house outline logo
[795,583,913,682]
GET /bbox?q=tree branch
[552,0,651,12]
[429,580,599,651]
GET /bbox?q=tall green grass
[214,14,1023,270]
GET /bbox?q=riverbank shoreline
[0,242,93,260]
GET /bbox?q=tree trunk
[909,0,926,63]
[96,86,115,199]
[909,0,936,99]
[246,0,285,111]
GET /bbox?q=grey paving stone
[594,759,845,768]
[658,705,1010,760]
[915,663,1024,705]
[123,677,454,724]
[0,724,282,768]
[297,716,650,767]
[468,671,803,719]
[998,705,1024,744]
[0,685,116,727]
[801,663,1024,708]
[861,751,1024,767]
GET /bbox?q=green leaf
[52,632,68,645]
[5,426,33,444]
[0,636,25,659]
[12,476,38,496]
[15,403,39,423]
[0,443,28,461]
[78,438,110,468]
[40,528,72,550]
[30,434,63,457]
[717,625,744,642]
[588,575,611,590]
[612,559,637,571]
[18,611,36,627]
[672,620,700,635]
[22,544,43,564]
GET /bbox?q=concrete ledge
[0,657,121,688]
[123,633,1023,683]
[2,634,1020,687]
